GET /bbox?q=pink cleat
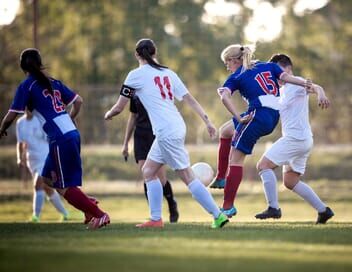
[136,219,164,228]
[87,213,110,230]
[84,197,100,224]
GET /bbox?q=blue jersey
[10,75,78,141]
[223,62,283,109]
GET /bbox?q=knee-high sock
[216,138,232,179]
[64,187,104,218]
[292,181,326,213]
[146,179,163,221]
[223,165,243,209]
[163,180,177,209]
[259,169,279,209]
[49,190,69,216]
[33,189,45,217]
[188,179,221,219]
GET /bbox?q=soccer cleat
[220,206,237,218]
[30,215,40,223]
[83,197,99,224]
[169,201,179,223]
[61,213,70,222]
[87,213,110,230]
[136,219,164,228]
[209,178,226,189]
[316,207,334,224]
[211,213,229,229]
[255,207,282,220]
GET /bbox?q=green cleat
[211,213,229,229]
[30,215,40,223]
[61,213,70,222]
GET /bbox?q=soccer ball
[191,162,214,186]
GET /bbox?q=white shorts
[147,136,190,170]
[27,160,45,181]
[264,136,313,175]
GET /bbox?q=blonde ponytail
[220,44,254,70]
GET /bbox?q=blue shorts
[41,130,82,189]
[232,108,279,155]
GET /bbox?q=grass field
[0,180,351,272]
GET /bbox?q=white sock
[188,179,221,219]
[259,169,279,209]
[146,179,163,221]
[49,191,69,216]
[33,190,45,217]
[292,181,326,213]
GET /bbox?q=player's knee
[141,166,155,181]
[256,159,268,172]
[283,179,295,190]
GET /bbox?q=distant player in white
[16,109,69,222]
[105,38,229,228]
[255,54,334,224]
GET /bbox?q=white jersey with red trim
[279,78,313,140]
[124,64,189,139]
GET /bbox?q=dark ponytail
[136,39,167,70]
[20,48,53,94]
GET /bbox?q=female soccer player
[105,38,228,228]
[217,44,313,217]
[16,109,69,222]
[255,54,334,224]
[0,48,109,230]
[122,96,179,223]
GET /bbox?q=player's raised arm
[182,93,217,139]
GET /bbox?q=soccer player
[122,96,179,223]
[105,38,228,228]
[0,48,109,230]
[217,44,314,218]
[16,109,69,222]
[255,54,334,224]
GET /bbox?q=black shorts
[134,128,155,163]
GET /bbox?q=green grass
[0,180,352,272]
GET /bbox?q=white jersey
[16,115,49,170]
[279,78,313,140]
[124,64,188,139]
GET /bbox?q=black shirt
[130,96,153,131]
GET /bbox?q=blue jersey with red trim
[223,62,283,108]
[10,75,78,141]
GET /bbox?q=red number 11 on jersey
[154,76,173,100]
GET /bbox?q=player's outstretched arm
[105,96,129,120]
[0,111,18,139]
[182,93,217,139]
[280,73,313,90]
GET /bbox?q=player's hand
[317,93,330,109]
[206,122,217,140]
[239,111,254,124]
[122,145,129,162]
[0,129,7,139]
[104,110,113,121]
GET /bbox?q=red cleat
[84,197,99,224]
[87,213,110,230]
[136,219,164,228]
